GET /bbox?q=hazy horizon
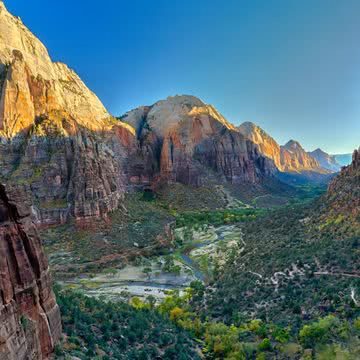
[5,0,360,154]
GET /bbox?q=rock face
[238,122,323,173]
[238,122,283,170]
[0,2,317,227]
[0,2,136,226]
[281,140,321,172]
[308,148,341,172]
[122,96,275,186]
[326,147,360,220]
[0,0,275,226]
[0,1,108,133]
[0,183,61,360]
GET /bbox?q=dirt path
[314,271,360,279]
[215,185,250,209]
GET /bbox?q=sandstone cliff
[122,96,275,186]
[0,2,136,225]
[238,122,323,173]
[281,140,321,172]
[0,183,61,360]
[0,2,300,226]
[325,147,360,221]
[238,122,283,170]
[308,148,341,172]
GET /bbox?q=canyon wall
[238,122,324,173]
[326,147,360,218]
[1,2,299,227]
[0,2,136,226]
[0,183,61,359]
[123,96,276,187]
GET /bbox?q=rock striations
[0,2,334,227]
[238,122,324,173]
[122,96,276,186]
[308,148,342,172]
[0,3,275,226]
[0,1,136,226]
[281,140,321,172]
[238,122,284,170]
[0,0,108,133]
[326,147,360,221]
[0,183,61,360]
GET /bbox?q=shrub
[258,338,272,351]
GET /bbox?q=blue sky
[5,0,360,153]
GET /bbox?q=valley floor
[44,184,359,360]
[57,223,243,302]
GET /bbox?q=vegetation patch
[42,193,174,276]
[205,202,360,329]
[54,286,200,360]
[174,208,264,228]
[55,283,360,359]
[156,183,227,211]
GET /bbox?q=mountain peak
[284,139,303,150]
[0,2,52,78]
[159,94,205,108]
[0,3,113,136]
[238,121,272,139]
[240,121,258,128]
[311,148,327,155]
[309,148,341,172]
[279,140,323,172]
[238,123,324,173]
[123,95,236,138]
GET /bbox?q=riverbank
[58,223,244,301]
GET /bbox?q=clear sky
[5,0,360,153]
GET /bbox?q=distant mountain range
[0,3,358,359]
[308,148,342,172]
[333,153,353,166]
[238,121,352,174]
[0,1,355,230]
[308,148,353,172]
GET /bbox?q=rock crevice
[123,96,276,187]
[0,184,61,360]
[0,3,136,226]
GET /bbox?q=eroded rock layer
[0,2,136,225]
[0,183,61,360]
[281,140,321,172]
[326,147,360,219]
[122,96,276,186]
[238,122,324,173]
[308,148,342,172]
[1,2,288,226]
